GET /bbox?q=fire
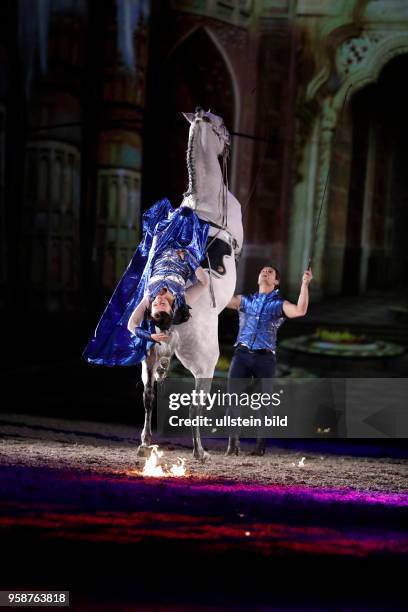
[292,456,306,467]
[138,445,187,478]
[169,458,186,476]
[142,445,165,477]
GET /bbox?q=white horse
[138,108,243,461]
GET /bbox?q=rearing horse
[138,108,243,461]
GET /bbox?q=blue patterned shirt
[235,289,286,351]
[147,248,197,302]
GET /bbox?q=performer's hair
[272,266,281,287]
[172,303,192,325]
[146,308,173,331]
[146,300,191,329]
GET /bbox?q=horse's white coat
[139,109,244,460]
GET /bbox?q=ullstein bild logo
[167,414,288,428]
[168,389,283,411]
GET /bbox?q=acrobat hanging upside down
[83,199,209,367]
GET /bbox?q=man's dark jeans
[227,347,276,445]
[229,346,276,379]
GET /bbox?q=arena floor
[1,413,407,609]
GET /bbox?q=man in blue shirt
[225,265,313,455]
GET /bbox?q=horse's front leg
[137,351,156,457]
[190,377,212,462]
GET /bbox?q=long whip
[307,84,353,270]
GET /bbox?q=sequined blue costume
[147,247,199,307]
[83,199,209,366]
[235,289,286,351]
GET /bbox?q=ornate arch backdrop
[288,0,408,297]
[143,26,236,208]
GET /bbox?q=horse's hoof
[225,445,240,456]
[193,449,211,463]
[136,444,152,457]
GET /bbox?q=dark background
[0,0,407,443]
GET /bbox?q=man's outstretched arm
[226,295,242,310]
[283,269,313,318]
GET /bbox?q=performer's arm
[185,266,209,306]
[283,269,313,318]
[226,295,242,310]
[127,295,149,334]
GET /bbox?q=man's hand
[151,333,170,344]
[226,295,242,310]
[302,269,313,285]
[283,269,312,318]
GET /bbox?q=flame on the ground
[169,458,186,476]
[140,445,187,478]
[291,456,306,467]
[142,445,165,477]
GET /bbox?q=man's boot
[249,437,266,456]
[225,436,240,456]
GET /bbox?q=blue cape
[83,199,209,366]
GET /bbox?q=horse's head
[183,107,230,157]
